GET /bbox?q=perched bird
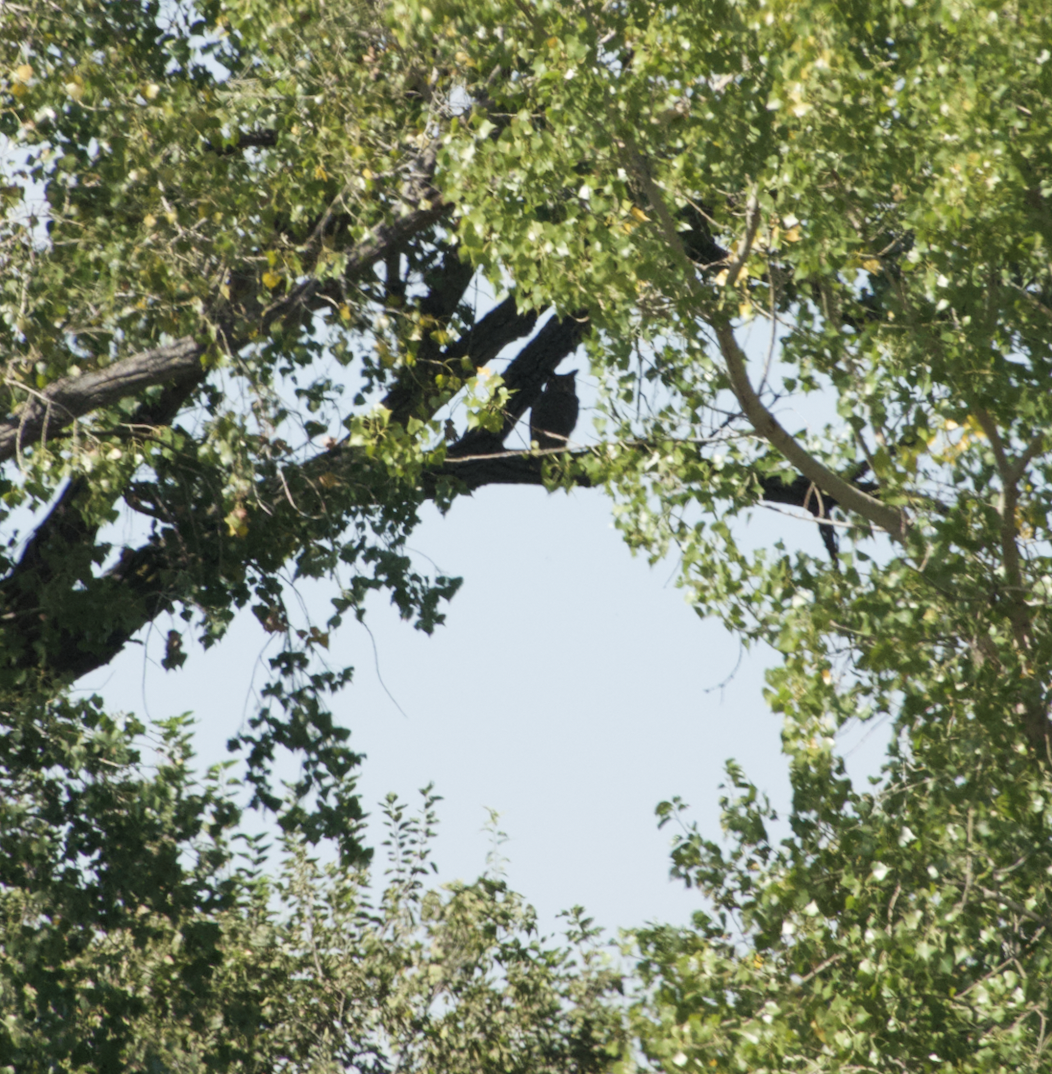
[530,370,579,450]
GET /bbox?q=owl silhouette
[530,370,579,450]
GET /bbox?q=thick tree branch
[379,245,477,424]
[2,194,451,465]
[4,447,575,682]
[432,449,592,491]
[0,294,580,682]
[0,339,205,465]
[3,416,871,684]
[383,294,538,425]
[0,184,463,686]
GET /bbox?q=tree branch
[0,294,581,682]
[0,339,205,465]
[433,448,593,492]
[969,408,1048,755]
[972,407,1030,630]
[4,444,583,682]
[1,192,452,466]
[617,129,908,542]
[716,320,907,541]
[383,294,538,425]
[447,312,589,457]
[2,413,874,684]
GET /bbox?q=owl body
[530,371,579,450]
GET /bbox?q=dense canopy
[3,0,1052,1069]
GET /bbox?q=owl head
[546,369,578,393]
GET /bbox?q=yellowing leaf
[225,507,249,538]
[630,206,650,223]
[262,270,281,290]
[338,304,352,322]
[784,225,802,242]
[861,258,882,272]
[314,163,328,180]
[13,64,33,83]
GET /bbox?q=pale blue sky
[79,344,890,936]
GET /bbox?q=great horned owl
[530,370,579,450]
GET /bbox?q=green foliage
[631,744,1052,1071]
[401,0,1052,1067]
[1,0,471,859]
[0,729,625,1072]
[4,0,1052,1067]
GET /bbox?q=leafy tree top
[3,0,1052,1069]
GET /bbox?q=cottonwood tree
[408,0,1052,1068]
[4,0,1052,1068]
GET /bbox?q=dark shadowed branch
[447,312,590,457]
